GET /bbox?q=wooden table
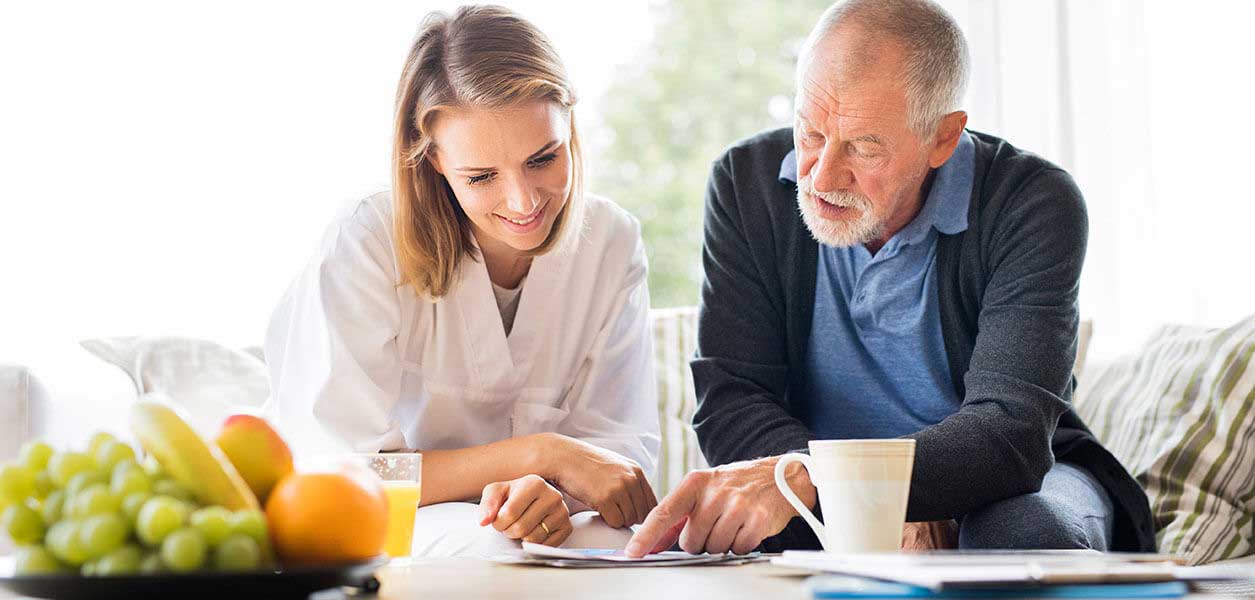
[2,557,1248,599]
[368,558,1251,600]
[372,558,812,599]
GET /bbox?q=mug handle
[774,453,825,543]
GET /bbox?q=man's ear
[927,111,968,169]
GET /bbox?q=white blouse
[263,191,660,476]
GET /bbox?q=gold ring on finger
[540,521,551,535]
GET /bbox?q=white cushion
[20,344,140,450]
[79,336,269,436]
[0,364,31,461]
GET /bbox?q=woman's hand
[536,433,658,529]
[478,474,573,546]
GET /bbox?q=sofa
[3,308,1254,569]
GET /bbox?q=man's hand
[537,433,657,529]
[901,520,959,551]
[624,456,816,557]
[478,474,573,546]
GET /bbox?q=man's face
[793,29,934,249]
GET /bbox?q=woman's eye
[467,172,495,185]
[528,153,557,169]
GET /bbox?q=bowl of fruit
[0,396,390,600]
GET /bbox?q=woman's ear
[426,146,444,175]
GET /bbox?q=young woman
[264,5,659,557]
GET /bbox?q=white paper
[513,542,759,568]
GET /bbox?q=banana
[130,397,260,511]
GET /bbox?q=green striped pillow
[649,307,707,497]
[1075,314,1255,564]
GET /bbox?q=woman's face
[429,101,572,255]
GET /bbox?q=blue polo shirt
[780,132,975,439]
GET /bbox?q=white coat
[263,191,660,476]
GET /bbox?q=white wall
[0,1,652,363]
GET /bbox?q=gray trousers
[958,461,1115,551]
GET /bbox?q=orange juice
[381,480,421,557]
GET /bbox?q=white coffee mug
[774,439,915,553]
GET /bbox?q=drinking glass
[351,453,422,557]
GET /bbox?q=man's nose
[811,143,854,192]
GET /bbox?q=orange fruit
[264,468,387,564]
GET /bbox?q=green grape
[213,533,261,571]
[121,492,151,526]
[74,484,120,517]
[81,513,128,559]
[33,471,56,499]
[66,470,109,496]
[111,467,152,497]
[152,478,193,502]
[47,520,89,566]
[176,500,193,519]
[48,452,95,488]
[141,456,165,479]
[228,509,269,546]
[189,506,232,546]
[80,559,98,577]
[14,545,67,575]
[40,490,66,526]
[137,496,186,546]
[139,551,164,574]
[62,494,84,520]
[94,441,137,473]
[160,527,208,573]
[3,502,46,544]
[96,544,143,576]
[111,459,140,480]
[0,463,37,506]
[87,432,118,458]
[19,441,55,472]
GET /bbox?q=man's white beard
[796,173,883,247]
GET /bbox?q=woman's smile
[495,204,546,233]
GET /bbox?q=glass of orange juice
[352,453,422,558]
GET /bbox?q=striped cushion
[1075,314,1255,564]
[649,307,707,496]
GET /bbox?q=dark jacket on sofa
[691,127,1156,552]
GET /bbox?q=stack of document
[772,551,1245,598]
[803,576,1189,599]
[491,542,762,568]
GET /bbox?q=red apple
[215,415,294,504]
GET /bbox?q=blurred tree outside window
[590,0,834,308]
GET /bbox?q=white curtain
[940,0,1255,359]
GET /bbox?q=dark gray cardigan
[691,127,1156,552]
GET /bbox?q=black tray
[0,556,386,600]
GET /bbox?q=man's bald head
[799,0,970,136]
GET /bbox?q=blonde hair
[392,5,585,298]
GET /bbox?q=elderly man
[626,0,1155,557]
